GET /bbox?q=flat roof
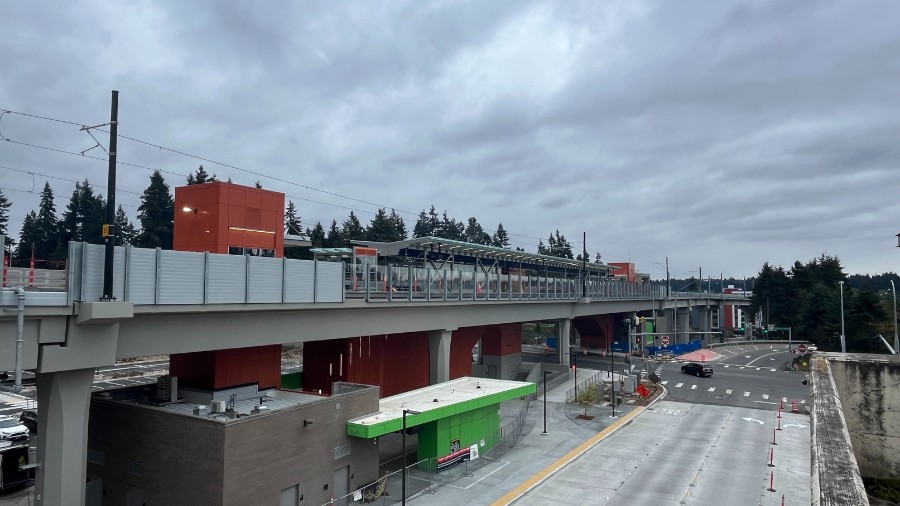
[346,377,535,439]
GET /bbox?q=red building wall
[574,315,615,350]
[170,345,282,391]
[449,327,487,379]
[173,181,285,256]
[481,323,522,356]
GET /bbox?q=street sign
[798,344,807,353]
[661,336,670,346]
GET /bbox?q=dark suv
[681,362,713,377]
[19,410,37,433]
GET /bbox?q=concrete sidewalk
[405,367,643,505]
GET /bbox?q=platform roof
[346,377,535,439]
[353,236,612,274]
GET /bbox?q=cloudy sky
[1,1,898,280]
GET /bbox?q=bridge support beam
[35,367,95,506]
[428,329,453,384]
[697,307,711,345]
[676,308,691,344]
[557,319,572,365]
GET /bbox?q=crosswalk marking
[691,385,697,390]
[782,397,788,403]
[726,389,733,395]
[744,392,751,397]
[675,383,684,388]
[661,381,668,385]
[708,387,715,392]
[762,394,769,400]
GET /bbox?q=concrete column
[677,308,691,344]
[697,306,711,346]
[35,368,95,506]
[557,319,572,365]
[427,329,453,385]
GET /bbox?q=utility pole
[581,232,587,298]
[101,90,119,301]
[666,257,670,299]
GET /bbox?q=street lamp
[890,280,898,355]
[401,408,422,506]
[569,346,577,399]
[839,281,846,353]
[541,370,551,435]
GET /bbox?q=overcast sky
[1,1,898,280]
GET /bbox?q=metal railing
[565,371,605,403]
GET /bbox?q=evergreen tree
[413,206,440,238]
[594,252,603,263]
[0,189,12,249]
[135,171,174,249]
[15,211,38,261]
[341,212,365,244]
[547,230,573,259]
[186,165,217,185]
[285,201,303,235]
[326,220,342,248]
[34,182,60,261]
[60,179,106,245]
[464,217,491,245]
[389,209,407,240]
[255,181,262,189]
[492,223,510,248]
[366,208,399,242]
[114,205,136,246]
[537,239,547,255]
[307,222,326,248]
[437,211,464,241]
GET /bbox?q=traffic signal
[636,336,642,344]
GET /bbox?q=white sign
[661,336,670,346]
[353,490,362,501]
[470,444,480,460]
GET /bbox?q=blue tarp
[645,339,702,357]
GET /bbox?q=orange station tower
[170,182,286,390]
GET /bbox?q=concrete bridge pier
[31,301,132,506]
[557,319,571,365]
[655,309,674,344]
[696,306,712,345]
[35,368,95,506]
[676,308,691,344]
[428,329,454,384]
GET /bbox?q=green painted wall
[416,404,500,461]
[281,372,302,389]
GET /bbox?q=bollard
[777,414,782,431]
[781,493,785,505]
[777,406,782,419]
[771,427,778,445]
[768,448,774,467]
[767,471,776,492]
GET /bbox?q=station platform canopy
[346,377,535,439]
[353,236,612,275]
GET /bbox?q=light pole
[891,280,898,355]
[839,281,846,353]
[401,409,422,506]
[569,347,577,400]
[541,370,550,435]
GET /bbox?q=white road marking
[675,383,684,388]
[742,417,764,424]
[782,397,788,403]
[762,394,769,400]
[726,389,733,395]
[691,385,697,390]
[753,401,778,405]
[783,423,808,429]
[756,368,762,371]
[708,387,715,392]
[743,392,750,397]
[661,381,669,385]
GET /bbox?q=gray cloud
[1,0,898,279]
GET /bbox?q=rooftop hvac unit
[156,375,178,403]
[210,400,227,413]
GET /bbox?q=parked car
[681,362,713,377]
[18,410,37,433]
[0,415,29,442]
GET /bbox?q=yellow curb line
[490,406,646,506]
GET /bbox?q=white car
[806,345,818,352]
[0,415,29,442]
